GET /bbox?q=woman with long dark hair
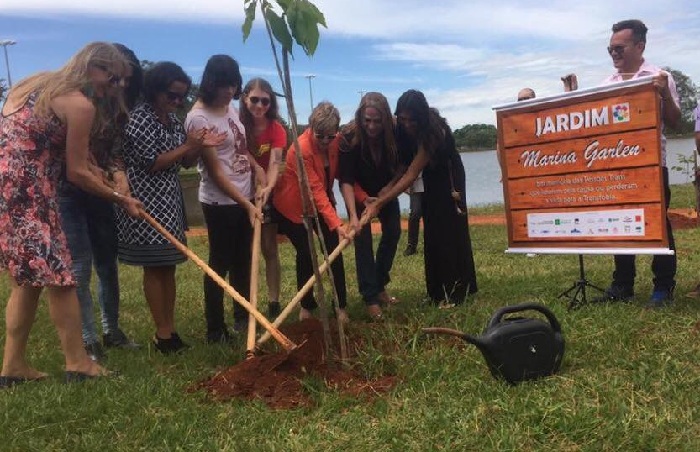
[239,78,286,318]
[186,55,265,343]
[363,89,477,306]
[339,92,401,319]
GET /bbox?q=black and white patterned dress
[115,102,188,266]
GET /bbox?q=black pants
[201,203,252,333]
[612,167,676,291]
[407,191,424,249]
[275,209,346,310]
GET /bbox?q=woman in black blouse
[339,92,401,319]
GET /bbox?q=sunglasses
[166,91,186,102]
[249,96,271,107]
[607,45,627,56]
[94,64,123,86]
[314,132,336,141]
[517,96,534,102]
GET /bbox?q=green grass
[2,185,700,450]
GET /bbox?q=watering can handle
[486,303,562,333]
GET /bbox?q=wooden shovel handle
[140,210,297,351]
[246,196,263,357]
[256,218,365,347]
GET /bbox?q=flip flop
[0,374,48,389]
[378,291,400,305]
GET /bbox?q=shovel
[141,210,298,352]
[246,191,263,358]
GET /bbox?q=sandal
[367,304,383,321]
[378,291,399,306]
[0,374,48,389]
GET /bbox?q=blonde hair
[10,42,130,135]
[309,101,340,133]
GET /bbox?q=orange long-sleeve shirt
[273,129,343,231]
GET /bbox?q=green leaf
[300,0,327,28]
[301,18,320,55]
[265,8,293,53]
[275,0,293,12]
[242,0,257,42]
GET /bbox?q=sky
[1,0,699,129]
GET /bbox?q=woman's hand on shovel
[117,194,143,218]
[245,200,263,227]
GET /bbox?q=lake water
[333,137,697,215]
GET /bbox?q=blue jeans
[59,188,121,344]
[355,199,401,305]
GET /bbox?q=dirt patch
[189,319,398,409]
[669,209,700,230]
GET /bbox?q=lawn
[1,185,700,451]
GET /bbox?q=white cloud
[3,0,698,127]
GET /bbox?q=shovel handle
[256,219,364,348]
[246,193,263,358]
[141,211,297,351]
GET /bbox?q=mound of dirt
[669,211,700,230]
[189,319,398,409]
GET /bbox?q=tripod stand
[559,254,606,309]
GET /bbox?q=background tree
[663,67,698,135]
[453,123,498,151]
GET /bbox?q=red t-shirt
[250,120,287,170]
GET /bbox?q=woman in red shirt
[239,78,287,318]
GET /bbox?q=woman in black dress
[362,89,477,305]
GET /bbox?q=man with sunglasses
[592,19,682,308]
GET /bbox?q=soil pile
[669,211,700,230]
[190,319,398,409]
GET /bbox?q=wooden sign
[494,78,671,254]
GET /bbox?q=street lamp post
[0,39,17,87]
[304,74,316,113]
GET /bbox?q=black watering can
[423,303,565,385]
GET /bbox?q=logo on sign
[612,103,630,123]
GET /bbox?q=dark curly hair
[198,55,243,105]
[143,61,191,104]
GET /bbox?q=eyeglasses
[94,64,123,86]
[607,45,627,56]
[314,132,336,141]
[166,91,186,102]
[517,95,534,101]
[249,96,271,107]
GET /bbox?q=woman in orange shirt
[272,102,351,321]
